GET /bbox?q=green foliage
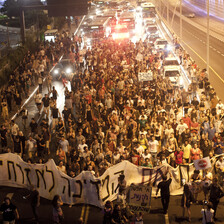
[0,36,38,88]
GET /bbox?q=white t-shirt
[142,153,151,160]
[176,123,188,135]
[27,139,36,152]
[136,145,145,156]
[148,140,159,153]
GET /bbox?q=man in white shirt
[142,149,151,160]
[148,136,159,166]
[26,136,37,159]
[136,142,144,156]
[176,119,188,136]
[11,120,19,140]
[78,139,88,154]
[59,136,69,153]
[34,90,43,114]
[216,99,224,115]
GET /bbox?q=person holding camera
[201,202,214,224]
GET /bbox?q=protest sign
[138,71,153,82]
[128,184,152,212]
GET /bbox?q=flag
[193,157,212,170]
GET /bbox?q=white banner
[138,71,153,82]
[0,153,198,207]
[193,157,212,170]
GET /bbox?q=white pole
[167,0,169,24]
[180,0,182,40]
[207,0,210,77]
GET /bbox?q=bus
[93,0,105,6]
[141,3,156,19]
[118,12,135,30]
[81,17,111,39]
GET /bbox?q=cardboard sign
[128,184,152,212]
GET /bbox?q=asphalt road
[0,186,224,223]
[158,1,224,100]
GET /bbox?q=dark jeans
[32,204,39,221]
[210,199,219,218]
[161,195,170,214]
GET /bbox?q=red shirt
[183,117,191,128]
[174,151,183,164]
[131,155,140,166]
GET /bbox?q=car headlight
[53,69,59,75]
[166,44,171,51]
[179,77,183,85]
[65,67,72,74]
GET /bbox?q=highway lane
[158,3,224,100]
[172,18,224,100]
[1,185,224,223]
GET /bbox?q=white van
[164,66,183,88]
[163,57,180,71]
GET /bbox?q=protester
[156,170,172,214]
[52,195,64,224]
[181,184,194,222]
[0,197,19,224]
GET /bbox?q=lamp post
[206,0,210,77]
[6,21,10,47]
[180,0,182,40]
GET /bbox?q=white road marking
[165,213,169,224]
[217,51,221,54]
[221,54,224,57]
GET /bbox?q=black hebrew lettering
[102,175,110,202]
[90,180,101,200]
[112,182,114,194]
[142,168,153,184]
[73,180,82,198]
[46,166,55,192]
[114,170,124,176]
[153,168,163,186]
[61,176,71,197]
[35,169,46,189]
[24,168,31,185]
[7,161,17,181]
[16,164,24,184]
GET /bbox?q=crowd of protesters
[0,26,224,223]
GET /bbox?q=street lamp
[206,0,210,77]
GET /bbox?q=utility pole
[180,0,182,40]
[20,9,25,45]
[167,0,169,24]
[206,0,210,77]
[6,22,10,47]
